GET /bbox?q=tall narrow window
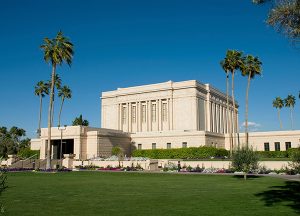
[275,142,280,151]
[162,103,168,122]
[167,143,171,149]
[182,142,187,148]
[122,106,127,124]
[151,104,156,122]
[142,104,146,123]
[152,143,156,150]
[138,144,142,150]
[132,106,136,123]
[285,142,291,150]
[264,143,269,151]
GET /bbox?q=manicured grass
[2,172,300,216]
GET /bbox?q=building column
[157,99,160,131]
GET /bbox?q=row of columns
[118,98,173,133]
[206,100,237,134]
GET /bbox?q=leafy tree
[284,94,296,129]
[34,81,49,137]
[272,97,284,129]
[72,115,89,126]
[221,50,244,149]
[41,31,74,169]
[0,126,27,158]
[58,85,72,127]
[241,55,262,147]
[112,146,124,167]
[232,146,259,180]
[253,0,300,46]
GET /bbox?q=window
[152,143,156,150]
[122,106,127,124]
[182,142,187,148]
[138,144,142,150]
[142,104,146,123]
[132,106,136,123]
[285,142,291,150]
[275,142,280,151]
[167,143,171,149]
[151,104,156,122]
[162,103,168,122]
[264,143,270,151]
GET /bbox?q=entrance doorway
[51,139,74,159]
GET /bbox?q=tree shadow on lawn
[232,175,262,180]
[255,181,300,214]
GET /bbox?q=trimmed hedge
[257,148,297,159]
[132,147,229,159]
[132,147,299,159]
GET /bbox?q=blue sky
[0,0,299,138]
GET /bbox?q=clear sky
[0,0,299,138]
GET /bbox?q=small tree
[112,146,124,167]
[232,146,259,180]
[289,147,300,174]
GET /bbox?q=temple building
[31,80,300,160]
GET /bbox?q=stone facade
[31,80,300,160]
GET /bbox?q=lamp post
[58,126,66,167]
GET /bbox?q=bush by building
[132,146,229,159]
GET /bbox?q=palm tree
[241,55,262,147]
[284,94,296,130]
[72,114,89,126]
[41,31,74,169]
[220,57,233,156]
[58,85,72,127]
[49,74,62,126]
[34,81,49,137]
[223,50,244,149]
[272,97,284,129]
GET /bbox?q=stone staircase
[10,159,62,169]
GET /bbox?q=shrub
[232,147,259,180]
[289,147,300,174]
[132,146,229,159]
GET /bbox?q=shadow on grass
[232,175,262,180]
[255,181,300,214]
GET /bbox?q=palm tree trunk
[46,65,56,169]
[58,97,65,127]
[226,71,233,157]
[291,107,294,130]
[38,94,43,137]
[245,73,251,148]
[231,71,237,149]
[277,109,282,130]
[51,94,55,126]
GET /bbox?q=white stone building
[31,80,300,159]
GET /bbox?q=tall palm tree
[223,50,244,149]
[241,55,262,147]
[41,31,74,169]
[34,81,49,137]
[49,74,62,126]
[58,85,72,127]
[220,57,233,156]
[272,97,284,129]
[284,94,296,130]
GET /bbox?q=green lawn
[2,172,300,216]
